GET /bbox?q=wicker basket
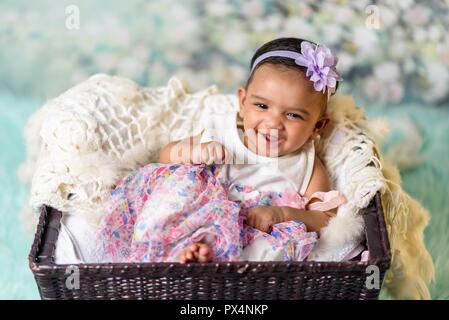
[29,192,390,300]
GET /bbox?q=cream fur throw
[19,74,434,299]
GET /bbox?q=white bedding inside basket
[55,213,101,264]
[54,210,367,264]
[21,74,386,265]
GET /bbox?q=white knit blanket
[19,74,434,299]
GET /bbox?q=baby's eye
[287,113,303,120]
[255,103,268,110]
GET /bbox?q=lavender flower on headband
[294,41,343,93]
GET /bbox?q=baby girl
[96,37,346,263]
[159,37,346,263]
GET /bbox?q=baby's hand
[247,206,284,233]
[191,141,228,165]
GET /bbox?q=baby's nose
[265,116,283,130]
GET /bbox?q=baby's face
[237,63,327,157]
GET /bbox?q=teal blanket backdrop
[0,0,448,299]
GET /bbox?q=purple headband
[250,41,342,98]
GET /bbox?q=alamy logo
[365,265,380,290]
[65,266,80,290]
[365,5,381,30]
[169,127,281,171]
[65,5,80,30]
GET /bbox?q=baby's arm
[304,156,337,216]
[159,131,228,164]
[159,133,202,163]
[281,156,335,233]
[247,156,337,233]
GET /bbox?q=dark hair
[245,37,339,94]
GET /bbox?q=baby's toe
[179,251,188,263]
[198,244,213,262]
[186,250,194,260]
[198,244,209,256]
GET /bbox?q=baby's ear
[237,87,247,117]
[315,117,330,131]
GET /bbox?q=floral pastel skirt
[96,163,318,263]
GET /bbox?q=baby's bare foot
[179,242,213,263]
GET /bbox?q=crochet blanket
[19,74,434,299]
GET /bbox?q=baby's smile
[258,129,285,144]
[241,128,284,157]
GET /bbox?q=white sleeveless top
[199,111,316,201]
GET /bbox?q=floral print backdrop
[1,0,448,106]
